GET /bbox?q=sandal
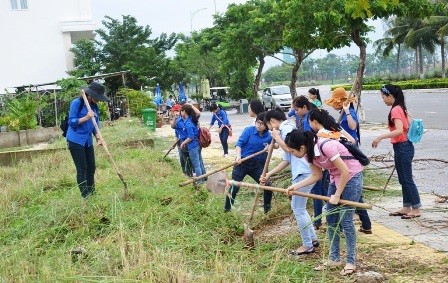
[389,211,408,216]
[314,261,342,271]
[401,214,421,219]
[340,267,356,276]
[359,227,372,234]
[289,246,315,256]
[312,240,320,248]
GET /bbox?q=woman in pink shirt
[285,130,363,276]
[372,84,421,219]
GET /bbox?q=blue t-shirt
[165,98,174,107]
[283,151,312,181]
[210,109,230,127]
[174,116,188,142]
[288,109,301,129]
[66,98,99,147]
[184,117,200,150]
[340,108,359,142]
[236,126,272,161]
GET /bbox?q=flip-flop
[340,268,356,276]
[389,211,407,216]
[289,247,315,256]
[401,214,421,219]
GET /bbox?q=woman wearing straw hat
[324,87,372,234]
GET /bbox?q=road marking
[425,111,437,114]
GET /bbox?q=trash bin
[240,99,248,114]
[141,108,156,131]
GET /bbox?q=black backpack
[60,98,84,137]
[319,137,370,166]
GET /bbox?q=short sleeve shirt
[389,106,409,144]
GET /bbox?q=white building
[0,0,95,94]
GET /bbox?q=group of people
[66,82,421,277]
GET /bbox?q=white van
[261,85,292,111]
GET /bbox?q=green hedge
[331,78,448,91]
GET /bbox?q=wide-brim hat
[83,82,109,102]
[324,87,356,108]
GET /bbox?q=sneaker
[359,227,372,234]
[223,154,229,158]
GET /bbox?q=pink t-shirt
[389,106,409,144]
[312,138,363,185]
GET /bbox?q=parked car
[262,85,292,111]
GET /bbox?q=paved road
[295,85,448,130]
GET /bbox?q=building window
[10,0,28,10]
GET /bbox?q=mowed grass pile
[0,119,326,282]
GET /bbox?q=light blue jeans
[326,172,362,265]
[188,145,206,177]
[291,174,317,248]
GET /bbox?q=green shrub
[117,88,155,117]
[331,78,448,91]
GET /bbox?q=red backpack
[198,127,212,148]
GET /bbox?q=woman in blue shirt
[179,104,206,180]
[209,103,231,157]
[66,82,109,199]
[225,112,272,213]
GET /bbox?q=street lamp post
[190,8,207,32]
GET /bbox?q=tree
[95,15,177,93]
[69,39,102,77]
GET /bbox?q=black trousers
[68,141,96,198]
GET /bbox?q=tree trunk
[253,55,265,98]
[290,49,305,99]
[419,44,424,78]
[415,49,419,74]
[350,28,366,96]
[396,44,401,74]
[441,39,446,78]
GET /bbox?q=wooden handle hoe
[244,139,275,248]
[80,90,129,199]
[229,180,372,209]
[179,147,268,187]
[163,139,179,160]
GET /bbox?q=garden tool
[163,139,179,160]
[205,177,372,209]
[179,147,268,187]
[243,139,275,248]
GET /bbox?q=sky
[91,0,386,69]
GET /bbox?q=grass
[1,118,447,282]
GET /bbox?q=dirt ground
[157,119,448,282]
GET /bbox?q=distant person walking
[66,82,109,199]
[308,88,322,108]
[372,84,421,219]
[209,103,231,157]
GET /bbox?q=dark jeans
[68,141,96,198]
[219,127,229,155]
[178,145,193,177]
[393,141,421,208]
[355,195,371,230]
[311,169,329,227]
[225,159,273,213]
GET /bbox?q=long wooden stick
[247,139,275,224]
[228,180,372,209]
[382,165,396,193]
[163,139,179,160]
[80,90,129,198]
[178,147,268,187]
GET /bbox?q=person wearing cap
[66,82,109,199]
[324,87,372,234]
